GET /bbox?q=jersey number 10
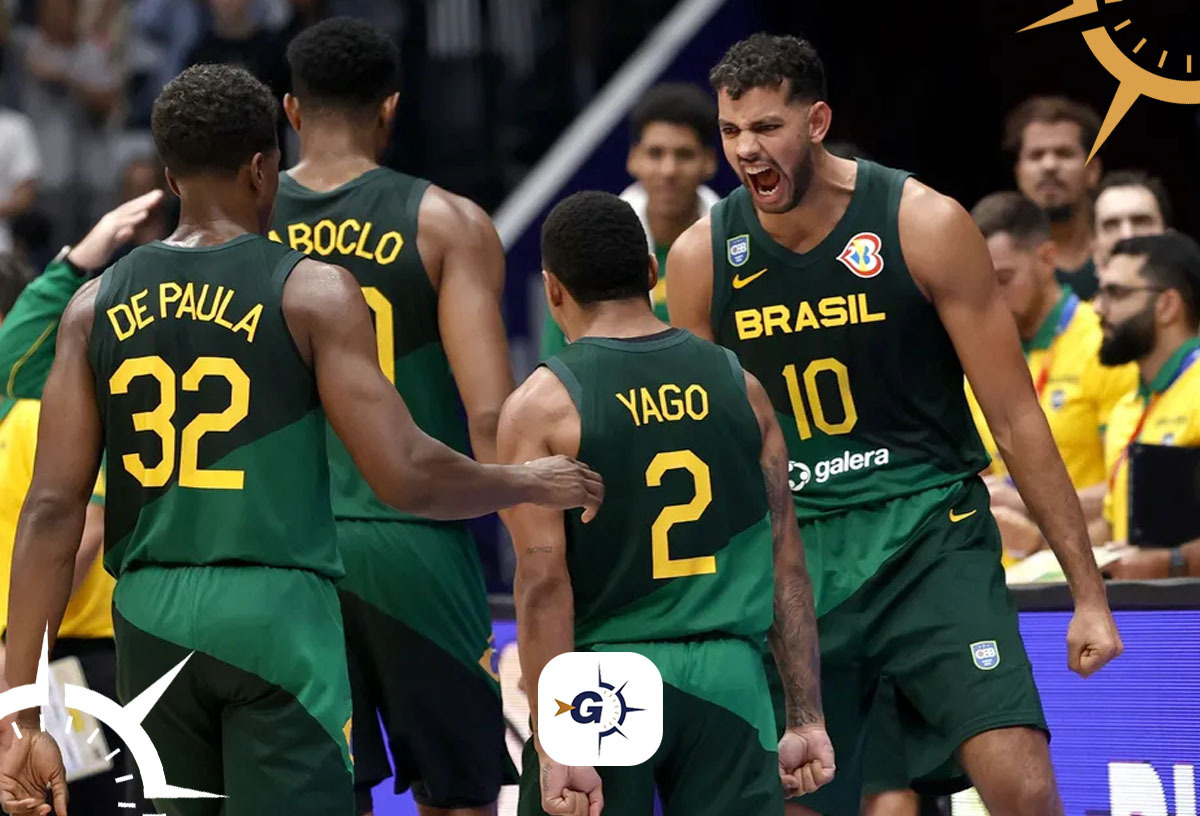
[782,357,858,439]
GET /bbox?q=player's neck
[167,187,262,246]
[646,198,701,250]
[754,151,855,254]
[1020,281,1066,341]
[1049,207,1093,270]
[291,123,381,191]
[570,301,669,341]
[1139,328,1193,388]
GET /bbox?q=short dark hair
[709,33,826,104]
[542,191,649,305]
[629,83,716,146]
[287,17,400,115]
[151,64,279,177]
[0,253,33,319]
[970,191,1051,245]
[1111,232,1200,329]
[1003,96,1101,156]
[1097,169,1173,227]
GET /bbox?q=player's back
[89,234,339,579]
[270,167,467,521]
[709,158,990,522]
[545,328,773,647]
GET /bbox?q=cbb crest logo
[538,652,663,766]
[727,234,750,267]
[837,232,884,278]
[971,639,1001,671]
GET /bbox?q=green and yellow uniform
[91,235,351,816]
[518,329,780,816]
[0,255,88,399]
[270,168,512,812]
[1104,337,1200,543]
[708,160,1046,812]
[966,289,1137,487]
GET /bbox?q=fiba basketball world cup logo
[537,652,663,766]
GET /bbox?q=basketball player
[539,83,719,357]
[0,64,600,816]
[667,34,1121,816]
[272,19,518,816]
[502,190,832,816]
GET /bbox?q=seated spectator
[1093,169,1171,268]
[1005,95,1103,299]
[967,192,1137,560]
[0,59,39,255]
[541,82,718,357]
[1097,233,1200,578]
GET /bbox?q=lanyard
[1032,294,1079,400]
[1106,346,1200,491]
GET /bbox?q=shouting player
[501,191,833,816]
[272,19,517,816]
[0,64,600,816]
[668,34,1121,816]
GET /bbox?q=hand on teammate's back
[537,753,603,816]
[777,723,836,798]
[1066,602,1123,677]
[523,455,605,523]
[0,727,69,816]
[66,189,165,273]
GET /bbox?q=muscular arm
[496,369,580,735]
[901,182,1108,609]
[5,282,103,711]
[665,215,716,340]
[284,260,600,520]
[746,371,822,727]
[421,187,515,464]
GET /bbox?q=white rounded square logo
[537,651,663,767]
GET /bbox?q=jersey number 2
[109,355,250,490]
[645,450,716,579]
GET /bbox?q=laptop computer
[1128,442,1200,547]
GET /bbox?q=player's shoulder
[669,212,715,266]
[61,276,104,337]
[897,175,968,228]
[419,183,496,242]
[282,258,361,316]
[498,365,577,447]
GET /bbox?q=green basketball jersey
[270,168,468,521]
[709,160,989,523]
[544,329,774,647]
[89,235,340,579]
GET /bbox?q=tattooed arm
[744,370,835,796]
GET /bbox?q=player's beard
[1099,303,1156,366]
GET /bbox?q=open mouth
[745,164,782,198]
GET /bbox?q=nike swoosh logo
[949,508,977,523]
[732,268,768,289]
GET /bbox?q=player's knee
[861,789,919,816]
[1006,773,1060,816]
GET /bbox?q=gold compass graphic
[1020,0,1200,161]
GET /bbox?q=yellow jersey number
[360,286,395,384]
[645,450,716,579]
[109,355,250,490]
[782,357,857,440]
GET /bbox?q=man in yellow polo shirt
[966,192,1137,556]
[1095,232,1200,578]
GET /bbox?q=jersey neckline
[734,157,872,267]
[574,327,689,352]
[150,233,260,254]
[280,166,391,198]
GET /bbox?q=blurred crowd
[0,0,674,269]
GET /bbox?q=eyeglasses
[1094,283,1166,302]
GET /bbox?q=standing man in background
[274,18,518,816]
[1006,96,1103,300]
[540,82,719,357]
[1092,170,1171,268]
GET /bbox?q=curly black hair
[287,17,400,115]
[151,64,278,177]
[629,83,716,145]
[542,191,650,305]
[709,33,826,103]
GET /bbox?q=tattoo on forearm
[526,545,553,554]
[763,449,823,727]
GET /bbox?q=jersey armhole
[540,356,584,413]
[708,199,733,336]
[720,346,747,397]
[885,168,914,254]
[270,249,308,290]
